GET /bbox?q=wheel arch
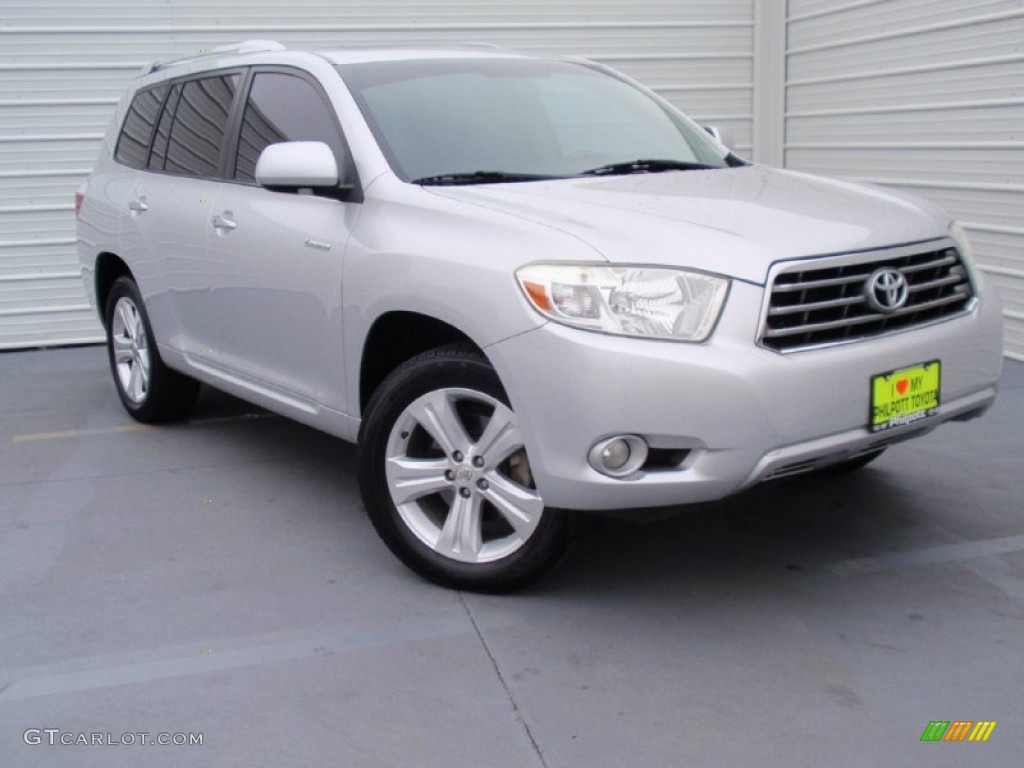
[359,311,484,414]
[94,252,132,329]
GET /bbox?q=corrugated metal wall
[784,0,1024,361]
[5,1,1020,359]
[0,0,755,350]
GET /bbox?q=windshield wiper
[579,159,720,176]
[412,170,563,186]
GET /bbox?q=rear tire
[358,344,568,592]
[105,276,199,423]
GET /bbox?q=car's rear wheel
[105,276,199,423]
[358,344,568,592]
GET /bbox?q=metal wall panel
[785,0,1024,360]
[0,0,755,349]
[4,1,1019,358]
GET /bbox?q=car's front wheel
[105,276,199,423]
[358,344,568,592]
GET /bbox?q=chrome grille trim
[901,254,957,273]
[759,238,975,352]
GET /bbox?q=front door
[199,69,360,410]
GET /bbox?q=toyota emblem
[865,268,909,313]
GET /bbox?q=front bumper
[486,279,1003,512]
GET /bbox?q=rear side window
[164,74,240,177]
[234,72,343,182]
[148,83,181,171]
[114,85,168,169]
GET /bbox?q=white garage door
[0,0,755,349]
[784,0,1024,361]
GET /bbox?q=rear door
[119,72,242,354]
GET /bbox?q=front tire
[105,276,199,423]
[358,344,568,592]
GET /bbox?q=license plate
[870,361,941,433]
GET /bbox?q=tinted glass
[338,58,728,182]
[148,83,181,171]
[114,85,168,169]
[234,73,342,182]
[164,74,240,177]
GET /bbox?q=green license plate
[870,361,941,433]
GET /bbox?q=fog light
[600,439,631,470]
[588,435,649,478]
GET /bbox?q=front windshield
[337,57,731,183]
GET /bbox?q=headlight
[516,264,729,341]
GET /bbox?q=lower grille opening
[763,459,821,481]
[641,448,691,472]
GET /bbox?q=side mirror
[703,125,736,152]
[255,141,343,191]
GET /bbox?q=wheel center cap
[454,465,474,485]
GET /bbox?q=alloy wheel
[110,296,151,404]
[384,387,543,564]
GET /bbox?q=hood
[426,165,950,284]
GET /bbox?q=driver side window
[233,72,344,182]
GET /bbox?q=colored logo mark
[921,721,996,742]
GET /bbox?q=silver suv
[77,41,1004,590]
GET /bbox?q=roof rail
[144,40,287,74]
[319,41,512,53]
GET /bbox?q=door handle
[128,198,149,213]
[211,213,237,231]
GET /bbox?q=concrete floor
[1,345,1022,768]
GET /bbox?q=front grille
[761,246,974,352]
